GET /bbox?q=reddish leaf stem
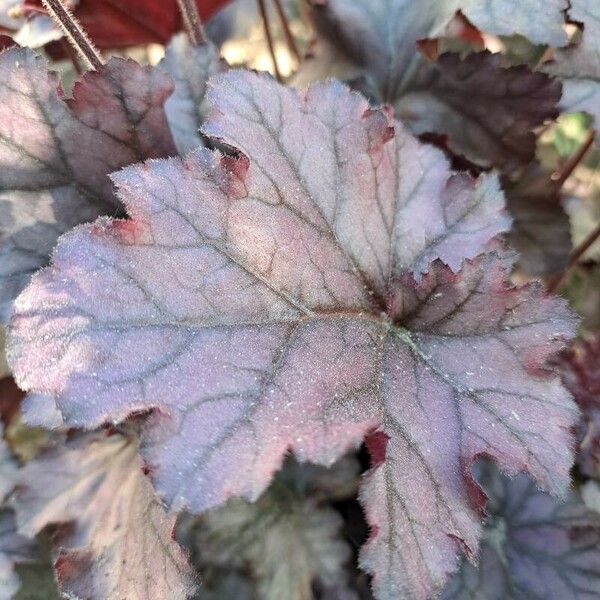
[547,222,600,294]
[60,37,82,74]
[175,0,206,46]
[551,130,596,189]
[257,0,282,82]
[272,0,301,62]
[40,0,103,70]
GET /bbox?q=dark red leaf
[31,0,232,49]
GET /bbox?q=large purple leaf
[7,72,577,600]
[305,0,564,169]
[12,431,196,600]
[0,47,176,322]
[442,462,600,599]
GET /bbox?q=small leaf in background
[0,423,17,502]
[561,265,600,331]
[309,0,566,98]
[7,72,578,600]
[12,431,196,600]
[191,458,355,600]
[19,394,63,432]
[0,374,59,462]
[12,533,60,600]
[0,510,36,600]
[5,410,60,464]
[546,0,600,131]
[0,47,176,322]
[502,163,571,276]
[304,0,563,171]
[394,51,560,172]
[0,329,8,380]
[442,462,600,599]
[0,0,61,49]
[555,332,600,479]
[159,33,226,155]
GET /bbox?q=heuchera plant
[0,0,600,599]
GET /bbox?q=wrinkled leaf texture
[0,47,176,322]
[502,163,571,276]
[443,462,600,599]
[8,72,578,600]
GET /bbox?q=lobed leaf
[395,52,561,172]
[0,47,176,322]
[442,462,600,599]
[307,0,564,170]
[178,456,360,599]
[194,459,353,600]
[12,431,196,600]
[310,0,567,98]
[7,72,577,600]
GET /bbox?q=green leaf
[192,459,355,600]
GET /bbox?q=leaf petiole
[175,0,206,46]
[257,0,282,81]
[40,0,103,70]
